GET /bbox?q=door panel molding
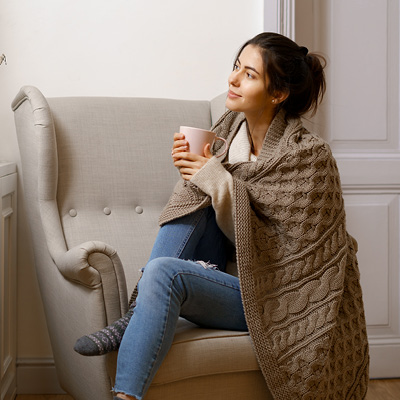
[292,0,400,378]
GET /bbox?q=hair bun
[300,46,308,56]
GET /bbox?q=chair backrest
[13,86,226,293]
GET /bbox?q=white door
[293,0,400,378]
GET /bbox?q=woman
[75,32,369,399]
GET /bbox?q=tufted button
[135,206,143,214]
[103,207,111,215]
[69,209,77,217]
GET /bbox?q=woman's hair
[236,32,326,118]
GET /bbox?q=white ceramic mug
[179,126,228,157]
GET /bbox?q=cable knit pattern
[159,110,369,399]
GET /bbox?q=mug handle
[214,136,228,158]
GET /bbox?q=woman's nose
[228,71,239,87]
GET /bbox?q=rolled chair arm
[55,240,120,285]
[55,240,128,315]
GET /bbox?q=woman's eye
[247,72,254,79]
[233,64,239,71]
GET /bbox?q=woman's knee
[139,257,180,290]
[143,257,174,277]
[138,257,187,303]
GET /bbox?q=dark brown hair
[236,32,326,118]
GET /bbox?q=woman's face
[226,45,274,118]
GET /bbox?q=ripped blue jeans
[113,207,247,399]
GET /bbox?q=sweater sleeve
[190,157,235,243]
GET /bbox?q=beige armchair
[12,86,272,400]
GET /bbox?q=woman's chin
[225,98,240,112]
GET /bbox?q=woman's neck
[245,109,276,156]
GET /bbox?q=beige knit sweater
[159,110,369,399]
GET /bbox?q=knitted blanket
[159,110,369,399]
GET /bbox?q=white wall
[0,0,263,379]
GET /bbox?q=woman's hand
[171,133,213,180]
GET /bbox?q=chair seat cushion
[152,318,260,385]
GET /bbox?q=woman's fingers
[171,134,212,180]
[172,145,188,156]
[177,165,198,180]
[173,153,210,180]
[172,142,187,153]
[173,151,201,162]
[173,132,184,140]
[172,133,188,153]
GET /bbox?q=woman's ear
[273,90,289,105]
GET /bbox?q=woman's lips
[228,90,241,98]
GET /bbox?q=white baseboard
[1,372,17,400]
[369,343,400,379]
[16,358,65,395]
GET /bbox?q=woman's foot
[74,302,135,356]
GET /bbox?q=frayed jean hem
[112,387,142,400]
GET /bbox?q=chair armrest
[55,240,128,315]
[55,240,120,285]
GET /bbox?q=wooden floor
[15,379,400,400]
[365,379,400,400]
[16,397,73,400]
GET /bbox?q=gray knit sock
[74,302,135,356]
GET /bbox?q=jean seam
[175,270,241,291]
[139,273,180,394]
